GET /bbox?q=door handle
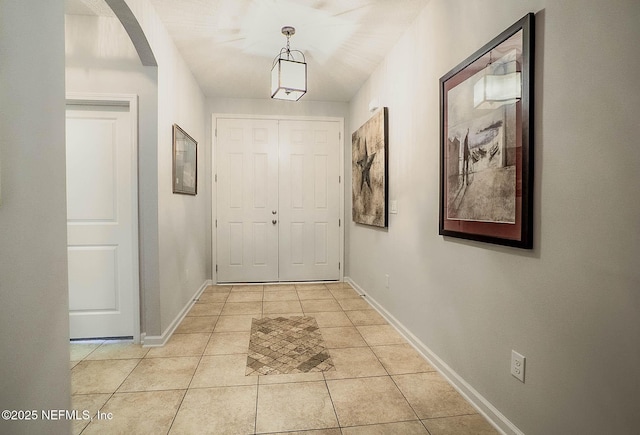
[272,219,278,225]
[272,210,277,215]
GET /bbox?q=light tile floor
[70,283,500,435]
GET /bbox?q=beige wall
[122,0,212,338]
[124,0,210,336]
[0,1,71,434]
[346,1,640,433]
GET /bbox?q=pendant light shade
[271,26,307,101]
[473,70,521,109]
[473,51,522,109]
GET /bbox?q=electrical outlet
[511,350,526,382]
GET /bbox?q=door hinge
[338,262,341,270]
[339,131,341,140]
[215,174,217,182]
[216,264,218,272]
[215,219,217,228]
[339,175,341,183]
[215,128,217,137]
[339,219,341,227]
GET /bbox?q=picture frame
[172,124,197,195]
[439,13,534,249]
[352,107,389,228]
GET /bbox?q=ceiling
[66,0,429,102]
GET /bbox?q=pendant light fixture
[271,26,307,101]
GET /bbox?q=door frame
[211,113,345,284]
[66,92,141,343]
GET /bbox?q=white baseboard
[142,280,213,347]
[344,277,523,435]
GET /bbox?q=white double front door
[216,118,342,283]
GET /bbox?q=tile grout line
[385,368,477,434]
[252,284,261,435]
[161,388,187,435]
[352,314,439,433]
[322,373,343,432]
[254,376,260,434]
[336,418,432,432]
[74,346,145,434]
[329,284,435,433]
[167,286,225,434]
[387,366,436,432]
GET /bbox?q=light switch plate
[390,200,398,214]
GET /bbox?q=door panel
[68,246,118,311]
[278,121,340,281]
[66,119,116,221]
[66,104,136,338]
[314,155,328,208]
[217,119,279,282]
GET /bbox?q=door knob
[272,219,278,225]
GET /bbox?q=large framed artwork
[352,107,388,228]
[172,124,197,195]
[439,13,534,248]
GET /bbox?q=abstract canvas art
[352,108,388,228]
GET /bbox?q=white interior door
[66,102,138,339]
[278,121,340,281]
[216,117,341,283]
[216,118,279,282]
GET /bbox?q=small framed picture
[172,124,197,195]
[439,13,534,248]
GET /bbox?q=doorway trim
[211,113,345,284]
[66,92,141,343]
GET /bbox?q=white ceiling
[65,0,115,17]
[66,0,429,102]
